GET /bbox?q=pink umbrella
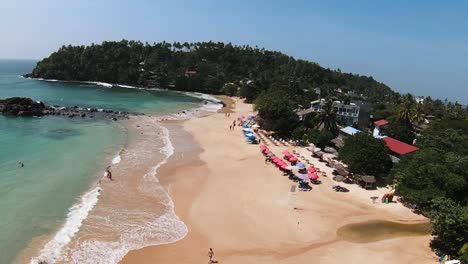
[289,156,298,162]
[307,167,317,173]
[264,150,272,154]
[280,164,289,170]
[308,172,319,180]
[260,145,267,150]
[282,151,292,156]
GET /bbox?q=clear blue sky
[1,0,467,103]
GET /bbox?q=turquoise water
[0,59,202,264]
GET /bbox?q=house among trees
[381,136,419,162]
[309,99,360,127]
[373,119,389,137]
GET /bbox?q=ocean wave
[85,81,113,88]
[111,153,121,165]
[64,122,186,264]
[69,210,187,264]
[143,124,174,182]
[30,187,102,264]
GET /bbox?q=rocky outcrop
[0,97,143,120]
[0,97,49,116]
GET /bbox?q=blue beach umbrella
[296,162,306,169]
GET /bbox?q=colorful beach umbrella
[296,162,306,169]
[308,172,319,180]
[307,167,317,173]
[289,156,298,162]
[295,173,309,181]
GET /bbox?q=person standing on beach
[105,166,113,181]
[229,125,232,131]
[207,248,218,264]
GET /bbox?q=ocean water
[0,59,205,264]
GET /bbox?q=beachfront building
[331,126,361,147]
[302,99,361,127]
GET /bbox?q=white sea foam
[69,210,187,264]
[115,84,138,89]
[86,81,113,88]
[143,125,174,182]
[64,122,186,264]
[111,154,121,164]
[30,187,102,264]
[180,91,222,104]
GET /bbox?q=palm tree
[396,94,415,125]
[412,103,425,124]
[316,99,338,134]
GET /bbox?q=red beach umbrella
[260,145,267,150]
[308,167,317,173]
[309,172,319,180]
[289,156,298,162]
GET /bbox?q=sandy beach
[120,98,437,264]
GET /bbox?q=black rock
[0,97,46,117]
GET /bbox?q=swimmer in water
[18,161,24,167]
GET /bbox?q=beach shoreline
[121,98,437,264]
[17,95,224,264]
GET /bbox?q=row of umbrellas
[260,145,319,181]
[242,127,257,141]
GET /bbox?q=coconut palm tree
[315,99,338,134]
[396,94,415,125]
[412,103,425,124]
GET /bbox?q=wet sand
[121,99,437,264]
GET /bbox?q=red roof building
[374,119,389,127]
[382,137,419,155]
[185,70,197,75]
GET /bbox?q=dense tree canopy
[430,198,468,259]
[29,40,397,105]
[338,132,393,176]
[392,122,468,260]
[254,89,299,136]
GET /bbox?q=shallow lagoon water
[337,220,430,243]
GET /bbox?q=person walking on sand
[229,125,232,131]
[105,166,113,181]
[207,248,214,260]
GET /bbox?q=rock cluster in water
[0,97,143,120]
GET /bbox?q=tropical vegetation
[338,132,393,177]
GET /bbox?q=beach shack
[358,175,376,189]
